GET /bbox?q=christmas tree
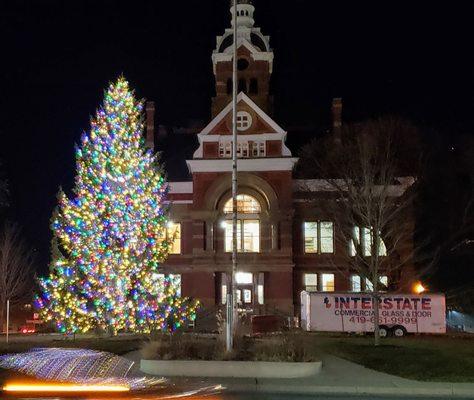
[35,77,198,334]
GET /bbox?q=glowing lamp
[413,282,426,294]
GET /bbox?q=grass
[0,332,473,383]
[306,333,474,382]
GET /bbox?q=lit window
[236,111,252,131]
[365,276,388,292]
[350,226,386,257]
[221,283,227,305]
[224,195,261,214]
[304,273,318,292]
[257,272,264,305]
[350,275,361,292]
[236,271,253,284]
[320,222,334,253]
[321,273,335,292]
[258,285,264,305]
[243,289,252,303]
[304,222,318,253]
[158,222,181,254]
[167,222,181,254]
[304,221,334,254]
[224,220,260,252]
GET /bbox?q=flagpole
[226,0,238,352]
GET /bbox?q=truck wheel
[379,326,390,338]
[393,326,407,337]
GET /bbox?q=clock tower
[211,0,274,117]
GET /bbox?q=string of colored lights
[34,77,198,334]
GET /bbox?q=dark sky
[0,1,473,272]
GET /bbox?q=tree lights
[34,77,198,334]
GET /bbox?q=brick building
[152,0,416,319]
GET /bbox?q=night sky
[1,1,473,276]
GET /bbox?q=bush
[141,332,318,362]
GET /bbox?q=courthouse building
[150,0,415,318]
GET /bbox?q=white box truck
[301,292,446,337]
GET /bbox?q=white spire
[230,0,255,28]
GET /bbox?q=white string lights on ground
[0,348,166,391]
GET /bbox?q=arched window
[249,78,258,94]
[223,195,260,252]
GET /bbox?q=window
[236,142,249,158]
[226,78,232,95]
[365,275,388,292]
[236,271,253,284]
[251,141,266,157]
[223,195,261,253]
[224,220,260,252]
[158,222,181,254]
[350,275,361,292]
[321,273,335,292]
[320,222,334,253]
[224,195,261,214]
[221,283,227,305]
[304,222,318,253]
[304,273,318,292]
[257,272,264,305]
[236,111,252,131]
[219,142,233,158]
[237,58,249,71]
[167,222,181,254]
[350,226,387,257]
[243,289,252,303]
[304,221,334,254]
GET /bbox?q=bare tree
[299,116,431,346]
[0,222,35,332]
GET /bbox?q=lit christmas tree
[35,77,198,334]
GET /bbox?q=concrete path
[123,350,474,398]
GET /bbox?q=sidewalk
[124,350,474,398]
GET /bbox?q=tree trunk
[373,292,381,346]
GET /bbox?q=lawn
[306,333,474,382]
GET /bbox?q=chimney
[331,97,342,144]
[145,101,155,151]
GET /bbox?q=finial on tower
[230,0,255,28]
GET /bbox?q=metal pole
[226,0,238,352]
[6,299,9,344]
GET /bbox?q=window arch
[223,195,261,253]
[224,194,261,214]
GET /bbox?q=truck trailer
[301,291,446,337]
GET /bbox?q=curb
[222,382,474,398]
